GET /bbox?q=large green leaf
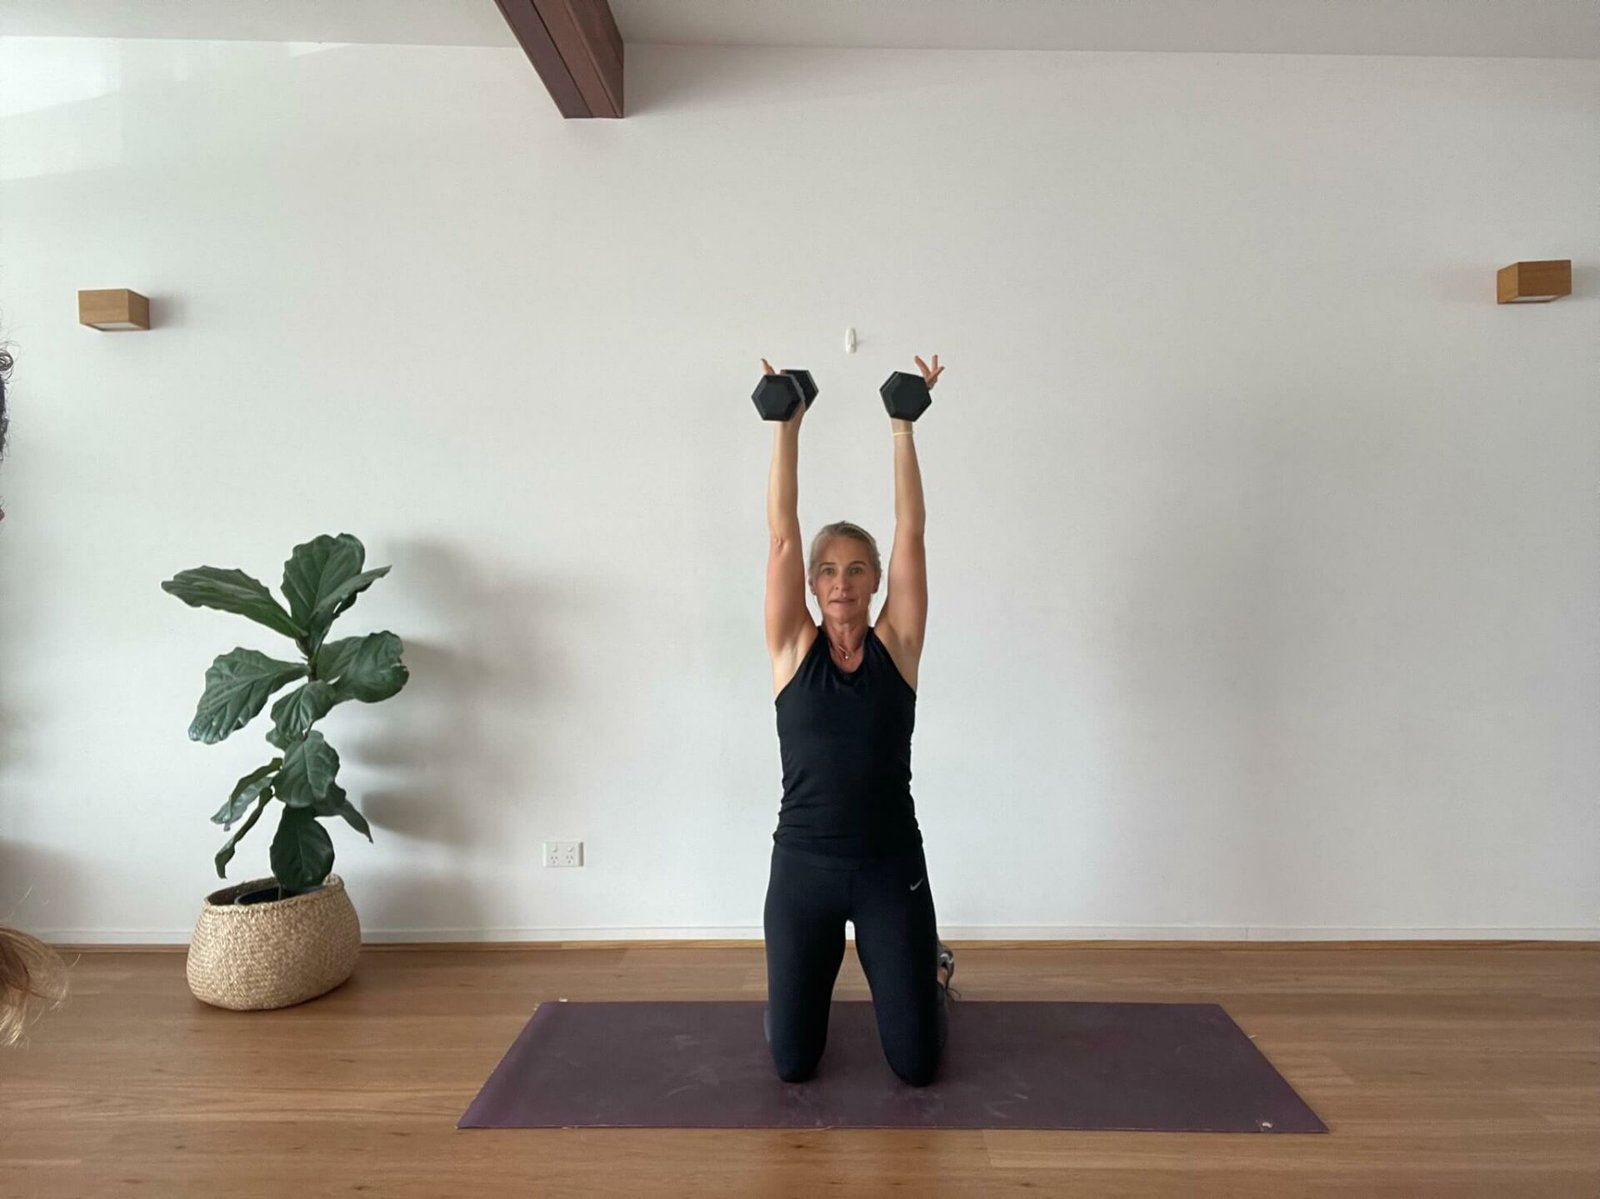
[211,759,283,829]
[313,567,389,629]
[273,730,340,808]
[265,632,409,749]
[215,791,271,878]
[281,534,364,627]
[268,680,341,746]
[270,805,334,893]
[315,632,409,704]
[281,534,389,654]
[162,567,305,642]
[310,780,373,842]
[262,635,408,747]
[188,649,308,745]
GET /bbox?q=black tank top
[772,622,921,858]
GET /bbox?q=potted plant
[162,533,408,1010]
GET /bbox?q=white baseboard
[38,924,1600,946]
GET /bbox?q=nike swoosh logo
[909,877,924,891]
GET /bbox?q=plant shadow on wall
[163,533,410,899]
[327,538,585,935]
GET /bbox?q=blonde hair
[0,926,68,1047]
[807,521,882,585]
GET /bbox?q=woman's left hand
[915,354,945,390]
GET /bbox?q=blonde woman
[760,354,955,1087]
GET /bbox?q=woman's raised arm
[765,359,804,542]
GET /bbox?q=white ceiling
[1,0,1597,59]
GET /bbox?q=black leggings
[762,839,947,1086]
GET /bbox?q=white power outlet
[544,840,583,868]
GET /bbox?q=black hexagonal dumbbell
[751,369,819,421]
[880,370,932,422]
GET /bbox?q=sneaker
[936,938,961,1000]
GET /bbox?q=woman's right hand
[761,359,805,427]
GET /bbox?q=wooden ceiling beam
[492,0,624,118]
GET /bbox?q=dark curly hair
[0,344,10,522]
[0,344,11,462]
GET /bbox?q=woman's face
[811,539,879,618]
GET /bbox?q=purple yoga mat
[458,1000,1327,1132]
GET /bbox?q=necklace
[824,613,861,661]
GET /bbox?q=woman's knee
[892,1054,940,1087]
[888,1036,943,1087]
[771,1046,821,1083]
[766,1008,824,1082]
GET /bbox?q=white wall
[1,37,1595,942]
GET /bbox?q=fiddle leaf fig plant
[161,533,409,897]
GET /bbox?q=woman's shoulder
[872,620,920,695]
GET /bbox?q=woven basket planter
[186,874,361,1010]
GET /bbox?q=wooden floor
[3,941,1596,1198]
